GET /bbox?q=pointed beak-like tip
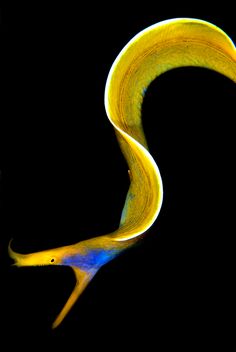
[8,238,13,252]
[8,239,27,267]
[8,238,16,261]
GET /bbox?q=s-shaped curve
[9,18,236,328]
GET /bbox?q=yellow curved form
[9,18,236,328]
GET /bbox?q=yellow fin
[52,267,96,329]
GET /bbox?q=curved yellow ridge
[9,18,236,328]
[105,18,236,241]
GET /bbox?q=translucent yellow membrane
[105,18,235,240]
[9,18,236,327]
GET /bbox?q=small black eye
[51,258,55,263]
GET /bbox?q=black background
[0,3,235,351]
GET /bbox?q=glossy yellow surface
[9,18,236,328]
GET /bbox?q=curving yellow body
[9,18,236,328]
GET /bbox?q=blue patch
[141,87,147,97]
[62,248,118,270]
